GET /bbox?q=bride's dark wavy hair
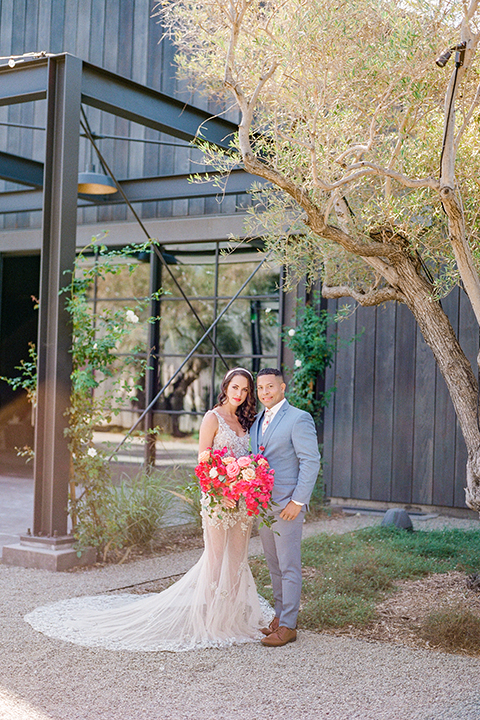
[215,368,257,431]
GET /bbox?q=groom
[251,368,320,647]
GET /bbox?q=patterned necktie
[262,408,273,435]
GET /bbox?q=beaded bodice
[211,409,249,458]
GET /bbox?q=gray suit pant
[258,510,304,629]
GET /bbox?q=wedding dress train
[24,411,272,652]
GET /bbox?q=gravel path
[1,512,480,720]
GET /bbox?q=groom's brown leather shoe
[261,626,297,647]
[260,616,280,636]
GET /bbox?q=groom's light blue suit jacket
[250,400,321,508]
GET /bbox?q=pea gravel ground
[2,512,480,720]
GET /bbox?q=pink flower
[226,461,240,478]
[195,449,275,528]
[237,456,251,468]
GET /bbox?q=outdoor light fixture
[77,164,117,194]
[435,41,467,68]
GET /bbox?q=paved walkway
[0,473,33,550]
[1,508,480,720]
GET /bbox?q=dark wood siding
[323,288,478,510]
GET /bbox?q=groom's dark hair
[257,368,284,381]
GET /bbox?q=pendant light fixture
[78,163,117,195]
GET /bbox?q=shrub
[420,603,480,654]
[74,468,172,555]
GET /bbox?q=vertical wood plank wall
[0,0,245,232]
[323,289,479,510]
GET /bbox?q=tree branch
[322,284,405,305]
[440,186,480,325]
[306,214,407,259]
[455,79,480,150]
[342,162,439,190]
[466,0,480,21]
[334,85,394,165]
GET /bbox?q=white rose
[295,359,302,368]
[87,447,97,458]
[288,328,295,336]
[126,310,139,323]
[209,467,218,478]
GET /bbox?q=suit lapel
[253,413,263,451]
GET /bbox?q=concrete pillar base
[2,534,96,571]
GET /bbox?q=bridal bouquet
[195,447,275,526]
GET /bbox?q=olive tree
[155,0,480,510]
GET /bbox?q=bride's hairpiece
[223,367,253,381]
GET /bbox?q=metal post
[209,242,220,407]
[144,246,162,467]
[277,267,286,369]
[33,55,82,537]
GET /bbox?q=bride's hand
[221,497,236,509]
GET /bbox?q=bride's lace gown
[24,410,272,652]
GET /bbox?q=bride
[24,367,272,652]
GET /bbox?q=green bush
[74,469,172,554]
[164,472,203,530]
[284,305,336,423]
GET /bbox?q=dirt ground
[329,570,480,655]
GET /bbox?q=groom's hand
[279,501,302,521]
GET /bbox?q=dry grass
[334,571,480,656]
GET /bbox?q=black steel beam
[79,168,260,204]
[81,61,237,148]
[0,169,262,213]
[144,247,162,467]
[0,54,237,146]
[0,150,43,187]
[33,54,82,537]
[0,59,48,106]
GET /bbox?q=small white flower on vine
[126,309,139,324]
[265,307,272,314]
[87,447,97,458]
[288,328,295,336]
[92,343,98,350]
[295,359,302,368]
